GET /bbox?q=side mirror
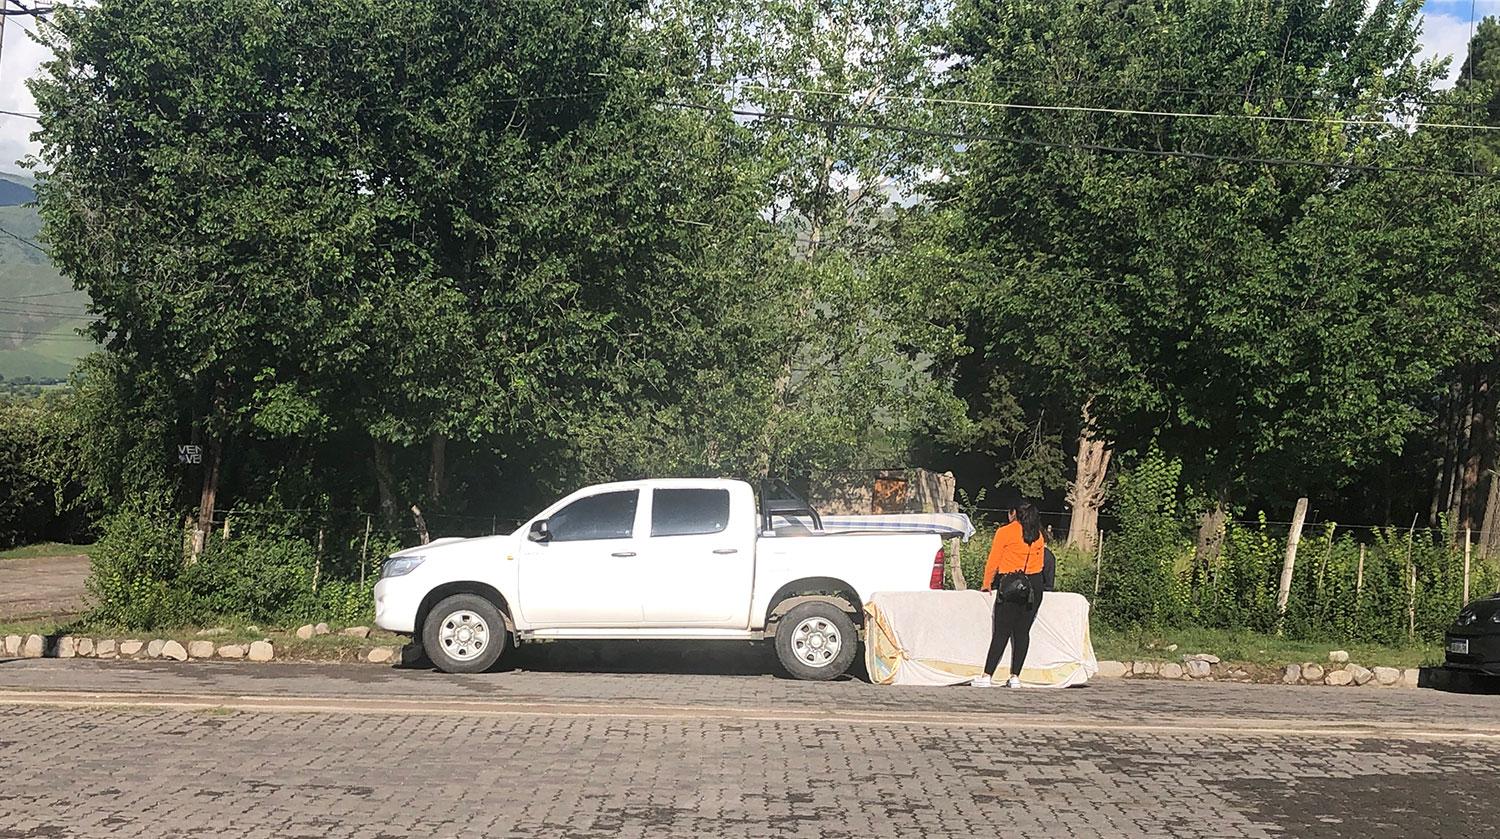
[527,520,551,544]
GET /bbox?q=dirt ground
[0,553,90,620]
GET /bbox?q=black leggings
[984,593,1040,677]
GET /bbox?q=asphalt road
[2,658,1498,838]
[0,553,90,620]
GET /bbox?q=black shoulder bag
[994,545,1044,605]
[995,570,1033,605]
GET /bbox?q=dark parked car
[1445,593,1500,676]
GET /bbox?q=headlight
[382,556,425,578]
[1490,611,1500,624]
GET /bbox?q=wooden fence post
[313,526,325,595]
[1355,543,1365,617]
[949,537,967,590]
[1464,526,1473,604]
[1316,524,1335,620]
[1093,533,1104,598]
[360,514,373,588]
[411,504,430,545]
[1275,498,1309,632]
[1405,514,1417,643]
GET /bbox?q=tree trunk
[1481,468,1500,559]
[191,433,224,561]
[1461,368,1493,531]
[411,504,431,545]
[372,439,397,524]
[1065,401,1112,554]
[1450,372,1476,520]
[754,356,795,480]
[429,433,447,505]
[1431,382,1459,526]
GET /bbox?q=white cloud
[0,15,49,174]
[1419,11,1482,88]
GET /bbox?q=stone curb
[1094,657,1426,688]
[2,633,402,666]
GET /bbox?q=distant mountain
[0,196,94,383]
[0,173,35,207]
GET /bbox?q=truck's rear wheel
[421,593,507,674]
[774,601,857,681]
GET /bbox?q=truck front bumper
[374,577,420,635]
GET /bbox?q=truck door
[640,486,755,626]
[516,489,645,626]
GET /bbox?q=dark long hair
[1012,501,1042,545]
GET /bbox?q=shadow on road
[1418,666,1500,695]
[397,638,870,681]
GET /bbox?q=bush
[1038,449,1500,645]
[1092,449,1192,629]
[86,499,184,629]
[174,533,322,624]
[86,503,388,629]
[0,396,90,548]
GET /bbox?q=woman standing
[974,501,1048,688]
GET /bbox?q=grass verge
[1092,626,1442,669]
[0,542,95,560]
[3,617,1444,670]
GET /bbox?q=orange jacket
[980,520,1047,590]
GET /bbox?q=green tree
[932,0,1476,549]
[31,0,781,540]
[651,0,968,478]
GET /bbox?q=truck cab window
[651,489,731,537]
[547,491,638,542]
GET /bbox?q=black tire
[774,600,859,681]
[421,593,508,674]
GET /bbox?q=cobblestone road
[3,659,1498,838]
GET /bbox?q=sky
[0,2,1494,176]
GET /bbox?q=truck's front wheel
[774,601,858,681]
[421,593,507,674]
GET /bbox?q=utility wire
[0,223,47,254]
[974,73,1485,113]
[703,79,1500,134]
[662,100,1500,180]
[0,289,76,300]
[0,306,86,318]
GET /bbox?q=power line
[0,2,53,15]
[0,306,86,318]
[662,100,1500,180]
[0,289,76,300]
[0,223,47,254]
[975,73,1480,113]
[705,79,1500,134]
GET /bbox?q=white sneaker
[972,674,994,687]
[1004,676,1022,688]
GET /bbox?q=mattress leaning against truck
[864,590,1098,687]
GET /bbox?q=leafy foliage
[928,0,1499,510]
[0,393,88,548]
[21,0,1500,636]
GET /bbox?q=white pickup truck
[374,478,949,679]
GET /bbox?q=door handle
[611,551,637,558]
[712,548,739,555]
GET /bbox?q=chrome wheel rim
[790,616,842,668]
[438,610,489,662]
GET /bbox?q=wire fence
[953,515,1499,646]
